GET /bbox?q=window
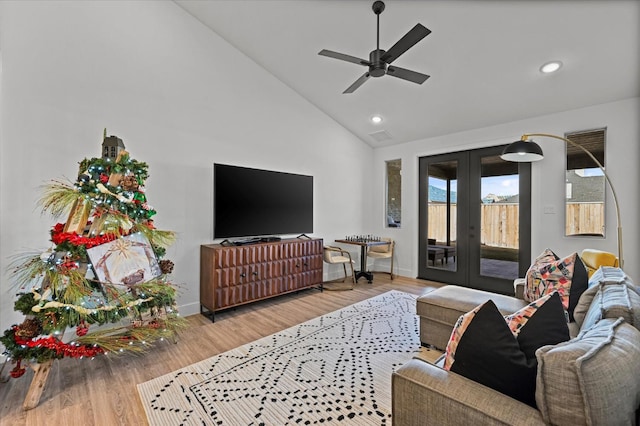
[386,159,401,228]
[565,128,606,237]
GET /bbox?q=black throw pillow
[505,291,570,360]
[444,292,571,408]
[567,256,589,321]
[444,300,537,407]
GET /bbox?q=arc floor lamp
[501,133,623,268]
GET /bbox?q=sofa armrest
[513,278,526,300]
[392,359,545,426]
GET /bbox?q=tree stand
[22,360,54,410]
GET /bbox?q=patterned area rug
[138,290,439,425]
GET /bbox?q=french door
[418,145,532,294]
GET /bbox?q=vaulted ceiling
[175,0,640,147]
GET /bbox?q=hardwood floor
[0,275,442,426]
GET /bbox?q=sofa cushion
[579,282,640,333]
[574,267,639,331]
[443,299,538,406]
[536,318,640,426]
[416,285,528,350]
[588,265,635,287]
[417,285,528,325]
[504,292,570,360]
[524,251,588,321]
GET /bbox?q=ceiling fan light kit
[319,1,431,94]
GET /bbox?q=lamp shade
[500,139,544,162]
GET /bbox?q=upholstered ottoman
[417,285,528,350]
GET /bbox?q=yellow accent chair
[367,238,395,280]
[580,249,619,277]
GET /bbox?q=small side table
[334,239,388,283]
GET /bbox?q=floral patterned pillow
[525,252,588,322]
[524,248,559,301]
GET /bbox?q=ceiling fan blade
[318,49,370,66]
[343,72,371,94]
[386,65,430,84]
[380,23,431,64]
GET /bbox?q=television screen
[214,164,313,239]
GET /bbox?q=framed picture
[87,233,161,286]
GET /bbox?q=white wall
[371,97,640,281]
[0,1,372,336]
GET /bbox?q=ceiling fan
[318,0,431,94]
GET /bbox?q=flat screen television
[213,163,313,239]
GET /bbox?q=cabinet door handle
[240,273,246,278]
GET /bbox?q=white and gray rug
[138,290,436,425]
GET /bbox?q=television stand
[200,238,324,322]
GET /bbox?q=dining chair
[367,238,395,280]
[323,245,356,289]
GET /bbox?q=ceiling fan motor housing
[372,1,385,15]
[369,49,387,77]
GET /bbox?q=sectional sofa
[393,267,640,425]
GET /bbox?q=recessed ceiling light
[371,115,383,124]
[540,61,562,74]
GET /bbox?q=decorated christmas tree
[1,131,186,381]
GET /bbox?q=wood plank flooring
[0,275,443,426]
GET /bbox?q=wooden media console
[200,238,323,321]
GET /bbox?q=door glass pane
[386,159,401,228]
[565,129,606,237]
[427,161,457,271]
[480,155,519,279]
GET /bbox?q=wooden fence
[565,202,604,235]
[428,203,519,249]
[428,202,605,248]
[427,204,458,244]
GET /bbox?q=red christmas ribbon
[50,223,121,249]
[12,326,105,359]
